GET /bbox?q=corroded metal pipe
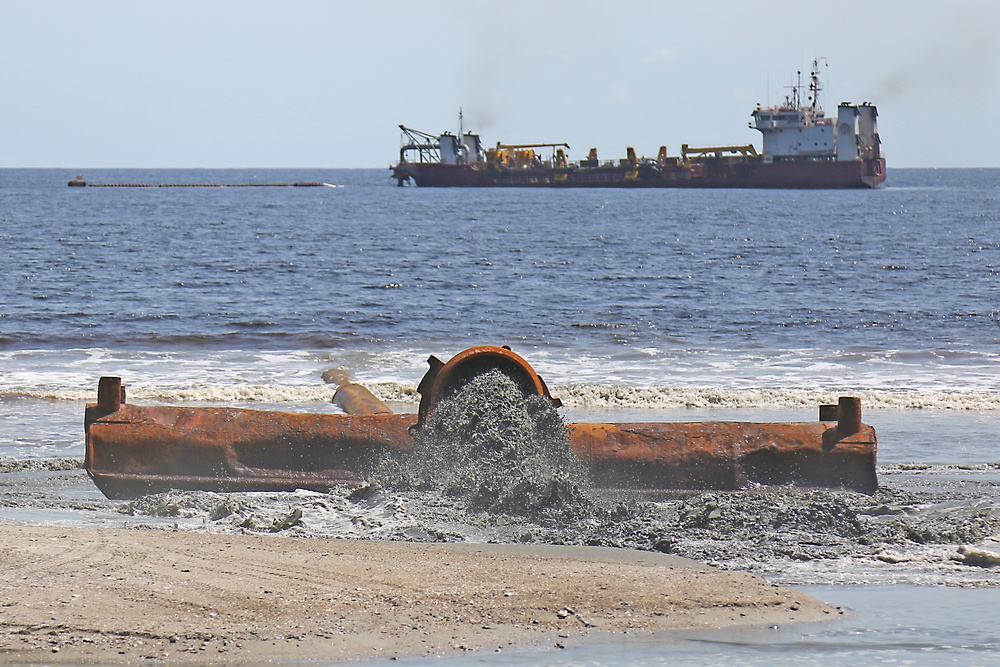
[416,345,559,428]
[567,420,876,493]
[84,347,878,499]
[322,368,393,415]
[97,376,124,412]
[85,400,416,498]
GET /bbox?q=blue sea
[1,167,999,664]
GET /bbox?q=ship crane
[398,125,438,144]
[487,142,572,169]
[495,142,571,150]
[397,125,442,164]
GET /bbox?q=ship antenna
[794,69,802,108]
[810,57,828,113]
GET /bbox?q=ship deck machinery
[85,346,877,499]
[391,60,885,189]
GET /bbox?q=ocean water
[1,167,999,664]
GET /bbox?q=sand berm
[0,524,839,663]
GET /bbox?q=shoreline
[0,525,839,664]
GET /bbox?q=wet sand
[0,525,838,664]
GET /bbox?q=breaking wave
[1,344,997,411]
[552,384,1000,411]
[2,382,999,412]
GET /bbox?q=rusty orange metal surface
[321,368,393,416]
[85,402,417,498]
[416,345,559,428]
[566,420,876,493]
[84,349,879,498]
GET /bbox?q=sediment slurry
[0,525,836,664]
[111,460,1000,588]
[373,370,592,518]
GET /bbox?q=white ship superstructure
[752,59,881,163]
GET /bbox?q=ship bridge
[751,59,879,163]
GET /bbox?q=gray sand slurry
[0,525,837,664]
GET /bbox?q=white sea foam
[1,346,997,411]
[6,380,997,413]
[551,384,1000,411]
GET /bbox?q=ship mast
[784,58,827,117]
[808,57,827,115]
[784,70,802,109]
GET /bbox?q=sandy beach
[0,524,839,663]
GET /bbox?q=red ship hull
[393,157,886,189]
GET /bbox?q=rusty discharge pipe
[322,368,393,415]
[85,399,417,498]
[84,346,878,498]
[416,345,560,428]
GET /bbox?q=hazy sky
[3,1,997,169]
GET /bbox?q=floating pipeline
[67,175,333,188]
[84,345,877,499]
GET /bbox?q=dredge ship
[391,61,885,189]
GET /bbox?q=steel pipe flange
[415,345,559,429]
